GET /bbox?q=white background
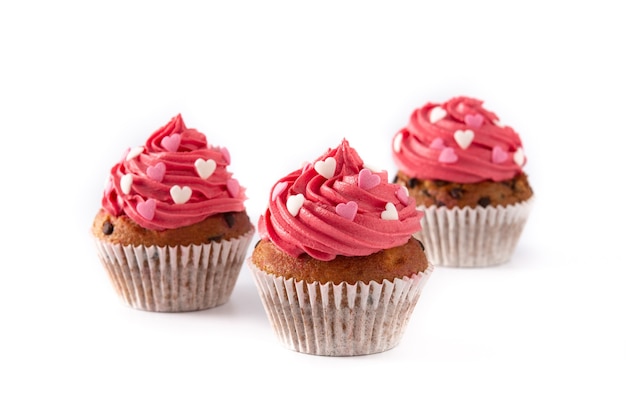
[1,1,624,416]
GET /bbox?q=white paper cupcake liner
[248,260,433,356]
[94,230,254,312]
[415,198,533,267]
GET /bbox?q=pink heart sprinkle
[358,168,381,190]
[464,114,484,128]
[272,181,288,201]
[136,199,156,220]
[396,186,409,205]
[429,138,445,150]
[220,147,231,164]
[439,147,458,163]
[146,162,166,182]
[162,133,181,152]
[336,201,358,221]
[227,178,240,197]
[492,146,508,164]
[104,177,113,194]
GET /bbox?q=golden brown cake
[394,171,533,209]
[92,209,252,247]
[248,139,433,356]
[251,237,428,285]
[92,114,254,312]
[391,96,533,267]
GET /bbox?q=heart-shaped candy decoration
[453,129,474,149]
[314,157,336,179]
[396,185,409,205]
[429,106,447,124]
[358,168,380,190]
[137,198,156,220]
[126,146,144,161]
[226,178,240,197]
[271,181,288,201]
[464,114,484,128]
[194,158,216,180]
[438,147,458,163]
[513,147,525,166]
[220,147,231,165]
[147,162,166,182]
[392,132,404,153]
[170,185,192,204]
[162,133,181,152]
[336,201,358,221]
[429,137,445,150]
[287,194,305,217]
[104,177,113,194]
[120,174,133,194]
[492,146,508,164]
[381,202,399,221]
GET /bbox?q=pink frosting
[258,139,423,261]
[102,114,247,231]
[392,96,527,183]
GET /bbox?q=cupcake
[249,139,433,356]
[391,96,534,267]
[92,114,254,312]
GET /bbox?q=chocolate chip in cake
[436,200,446,207]
[449,187,463,200]
[478,196,491,207]
[102,221,114,235]
[207,235,224,242]
[434,180,448,187]
[408,178,419,188]
[224,212,235,228]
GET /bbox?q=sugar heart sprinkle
[453,129,474,149]
[170,185,192,204]
[120,174,133,194]
[358,168,381,190]
[314,157,336,179]
[429,106,447,124]
[381,202,399,221]
[335,201,358,221]
[147,162,166,182]
[439,147,458,163]
[287,194,305,217]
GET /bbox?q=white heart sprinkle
[513,147,525,166]
[120,174,133,194]
[126,146,144,161]
[392,132,404,153]
[429,106,447,124]
[381,202,399,221]
[170,185,192,204]
[287,194,305,217]
[314,157,336,179]
[194,158,216,179]
[454,129,474,149]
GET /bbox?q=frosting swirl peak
[258,139,423,261]
[392,96,526,183]
[102,114,247,231]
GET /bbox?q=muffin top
[257,139,423,261]
[392,96,527,183]
[101,114,247,231]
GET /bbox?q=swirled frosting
[102,114,247,231]
[258,139,423,261]
[392,96,527,183]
